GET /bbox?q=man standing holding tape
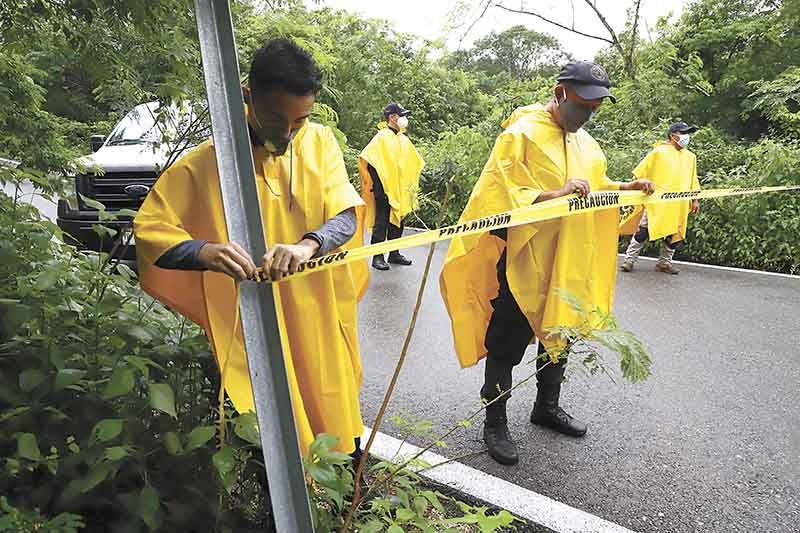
[620,121,701,274]
[440,61,654,466]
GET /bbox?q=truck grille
[77,171,158,211]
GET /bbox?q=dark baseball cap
[557,61,616,103]
[668,121,698,135]
[383,102,410,117]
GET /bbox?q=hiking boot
[620,258,635,272]
[530,368,587,438]
[655,261,680,275]
[484,399,519,465]
[387,251,412,266]
[372,255,390,271]
[530,401,588,437]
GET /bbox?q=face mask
[249,93,297,156]
[397,116,409,130]
[676,134,690,148]
[557,88,594,133]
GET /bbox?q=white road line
[363,427,636,533]
[621,254,799,280]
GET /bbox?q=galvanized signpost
[193,1,316,530]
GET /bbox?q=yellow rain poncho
[134,121,368,454]
[439,104,621,368]
[358,123,425,228]
[619,142,699,242]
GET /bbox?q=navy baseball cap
[668,121,698,135]
[557,61,616,103]
[383,102,411,117]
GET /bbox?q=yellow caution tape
[255,185,799,283]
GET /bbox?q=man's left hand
[263,239,320,281]
[691,199,700,215]
[627,179,656,194]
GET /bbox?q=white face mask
[397,116,409,130]
[676,134,690,148]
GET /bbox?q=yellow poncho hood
[439,104,620,367]
[620,141,700,242]
[133,121,368,454]
[358,122,425,228]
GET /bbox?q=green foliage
[304,433,519,532]
[680,138,800,274]
[448,25,567,82]
[0,182,269,531]
[745,66,800,137]
[666,0,800,137]
[417,127,493,226]
[546,290,652,383]
[0,496,84,533]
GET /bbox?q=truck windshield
[106,103,181,146]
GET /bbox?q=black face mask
[557,90,594,133]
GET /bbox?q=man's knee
[634,225,649,243]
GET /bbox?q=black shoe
[530,394,587,438]
[387,252,412,266]
[483,400,518,465]
[372,255,390,271]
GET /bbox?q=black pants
[368,164,403,246]
[634,225,681,251]
[481,249,566,401]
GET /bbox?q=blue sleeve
[155,240,208,270]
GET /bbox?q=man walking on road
[621,121,701,275]
[359,102,424,271]
[440,61,654,466]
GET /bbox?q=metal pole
[193,1,315,531]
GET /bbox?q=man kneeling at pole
[134,38,369,459]
[440,61,654,466]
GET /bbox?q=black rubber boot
[350,437,370,495]
[387,251,412,265]
[372,255,390,271]
[481,357,518,465]
[530,357,587,437]
[484,399,519,465]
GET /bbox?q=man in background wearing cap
[620,122,701,274]
[440,61,654,465]
[359,103,425,271]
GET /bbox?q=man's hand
[562,178,591,198]
[198,242,257,281]
[623,179,656,194]
[263,238,320,281]
[690,199,700,215]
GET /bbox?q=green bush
[680,138,800,273]
[417,126,493,227]
[0,178,252,532]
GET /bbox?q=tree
[667,0,800,137]
[457,25,567,81]
[453,0,644,78]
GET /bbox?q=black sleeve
[155,240,208,270]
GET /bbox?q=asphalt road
[358,241,800,533]
[2,181,58,221]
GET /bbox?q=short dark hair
[248,38,323,96]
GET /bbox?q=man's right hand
[562,178,591,198]
[197,242,257,281]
